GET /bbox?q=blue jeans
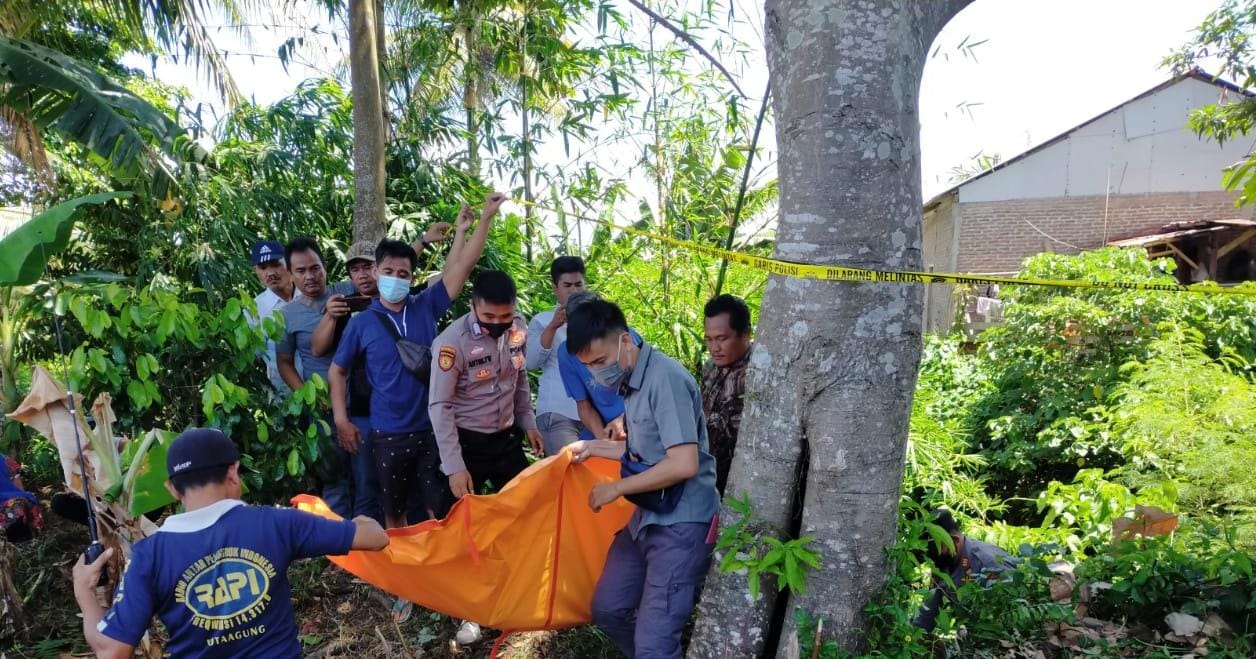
[591,522,714,659]
[322,416,381,523]
[536,412,584,456]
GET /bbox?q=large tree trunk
[349,0,388,243]
[688,1,970,656]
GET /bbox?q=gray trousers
[591,522,714,659]
[536,412,584,456]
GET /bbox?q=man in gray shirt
[567,298,719,659]
[275,236,358,518]
[276,237,357,388]
[914,509,1013,632]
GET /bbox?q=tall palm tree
[349,0,388,241]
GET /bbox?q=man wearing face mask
[557,291,638,443]
[310,223,455,360]
[328,193,503,532]
[426,269,543,646]
[429,270,544,501]
[565,297,719,659]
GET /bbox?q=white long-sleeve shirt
[250,287,300,394]
[526,308,580,421]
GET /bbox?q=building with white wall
[922,71,1254,332]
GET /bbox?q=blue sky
[129,0,1227,218]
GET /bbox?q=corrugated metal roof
[1108,225,1229,247]
[1107,218,1256,247]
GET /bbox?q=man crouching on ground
[72,428,388,658]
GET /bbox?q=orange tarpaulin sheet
[292,451,634,630]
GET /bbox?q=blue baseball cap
[251,240,285,266]
[167,428,241,478]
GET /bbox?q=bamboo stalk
[715,82,772,296]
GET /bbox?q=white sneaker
[455,620,482,645]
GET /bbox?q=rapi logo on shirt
[174,547,277,631]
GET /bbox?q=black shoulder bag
[619,446,686,514]
[372,311,433,385]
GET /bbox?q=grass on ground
[3,486,619,658]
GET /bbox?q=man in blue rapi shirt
[71,428,389,658]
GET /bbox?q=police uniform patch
[438,346,456,371]
[512,354,525,369]
[474,368,492,380]
[509,329,525,346]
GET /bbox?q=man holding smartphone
[311,226,455,524]
[314,241,386,523]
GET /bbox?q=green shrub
[27,279,327,501]
[1077,523,1256,655]
[1110,326,1256,538]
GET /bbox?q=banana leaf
[0,36,208,193]
[121,429,176,516]
[0,192,129,286]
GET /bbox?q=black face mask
[478,318,512,339]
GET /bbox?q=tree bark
[688,1,971,656]
[349,0,388,243]
[373,0,390,142]
[522,79,534,261]
[462,20,482,179]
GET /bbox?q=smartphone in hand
[343,295,372,312]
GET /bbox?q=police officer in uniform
[429,270,544,500]
[427,270,544,645]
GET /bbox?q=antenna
[38,239,108,577]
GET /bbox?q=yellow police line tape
[511,198,1256,297]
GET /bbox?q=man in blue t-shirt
[558,292,640,442]
[71,428,388,659]
[329,193,504,531]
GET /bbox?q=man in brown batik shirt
[699,294,754,496]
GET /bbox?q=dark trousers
[321,416,381,523]
[371,430,453,524]
[591,522,714,659]
[457,427,530,494]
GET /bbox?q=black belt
[456,427,514,442]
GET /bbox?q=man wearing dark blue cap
[71,428,388,659]
[249,240,299,396]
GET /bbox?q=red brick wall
[955,191,1251,273]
